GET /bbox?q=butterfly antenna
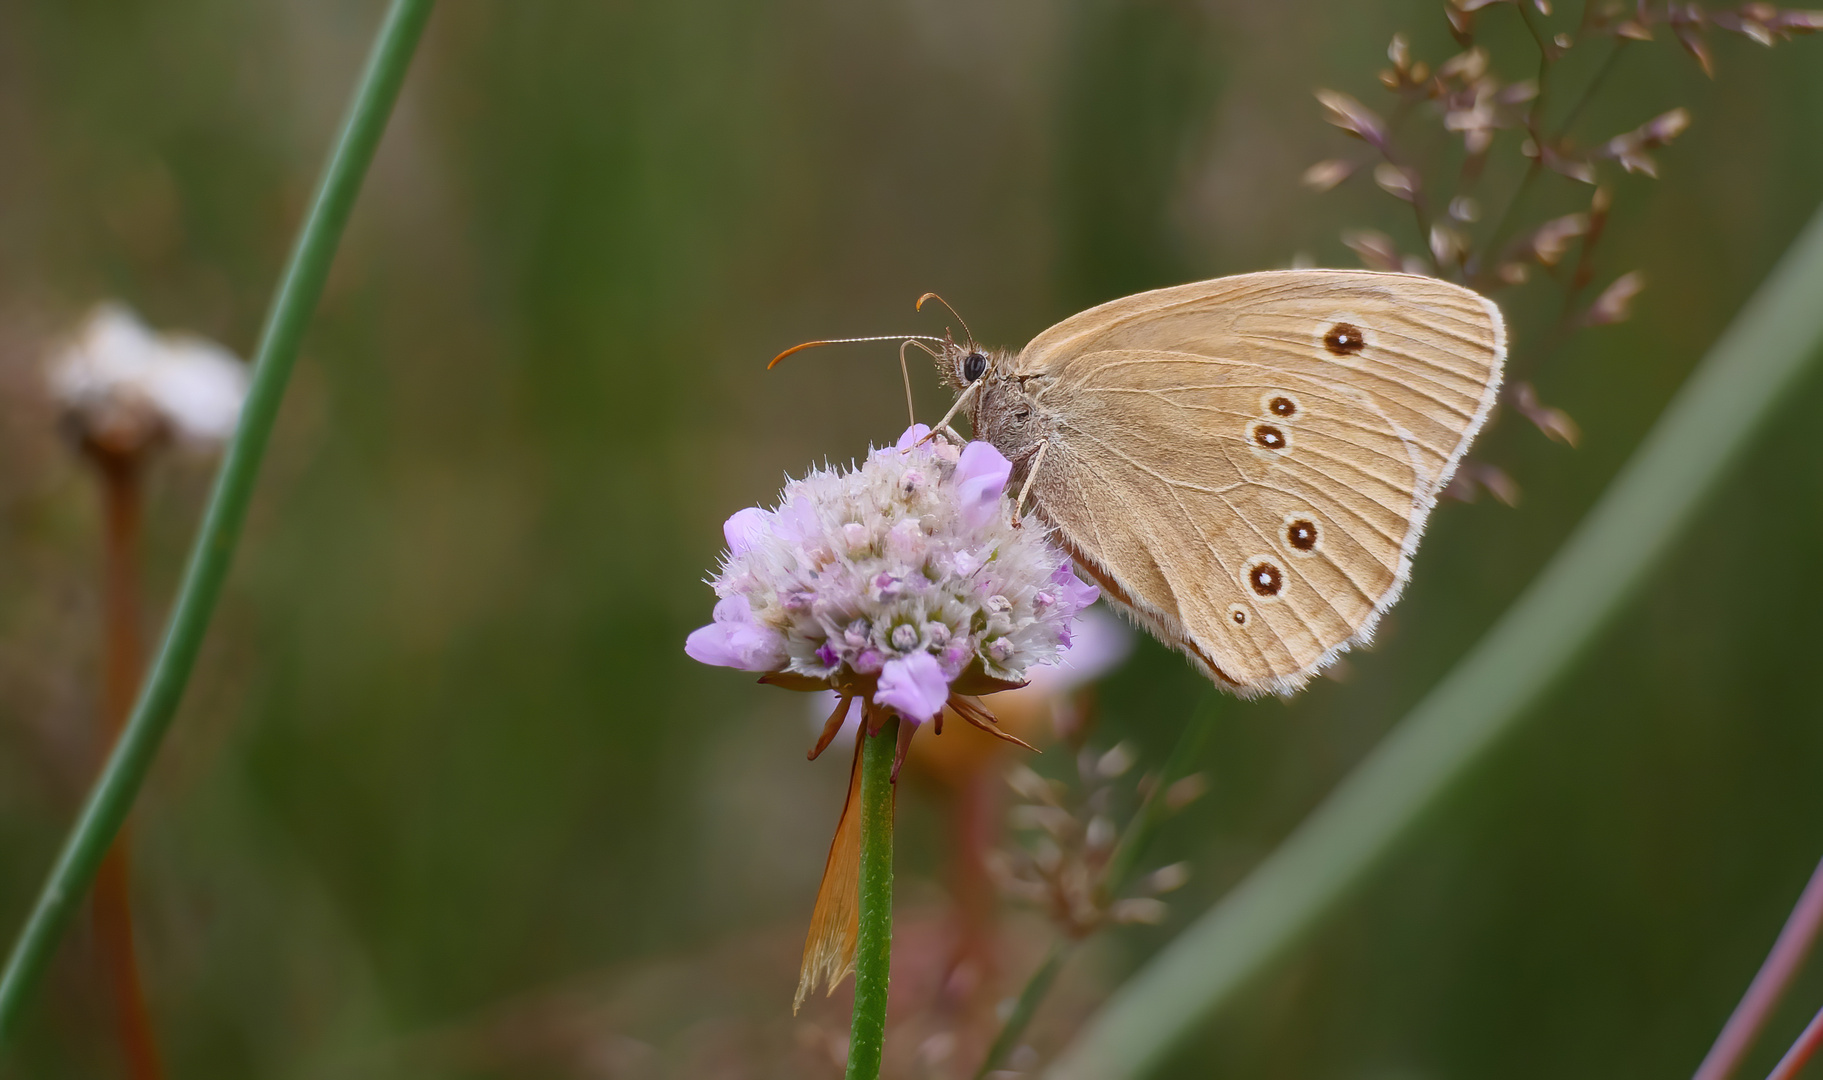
[767,334,947,370]
[916,292,976,346]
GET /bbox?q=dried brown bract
[1598,107,1691,175]
[1583,270,1646,325]
[1316,89,1392,149]
[1444,459,1525,505]
[1512,382,1583,446]
[1342,228,1406,272]
[1306,1,1822,501]
[1528,212,1591,266]
[1302,158,1359,192]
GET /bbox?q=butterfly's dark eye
[961,351,988,384]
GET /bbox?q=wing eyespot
[1264,393,1300,420]
[1227,603,1250,628]
[1251,423,1290,452]
[1323,321,1367,356]
[1284,516,1320,556]
[1244,557,1284,600]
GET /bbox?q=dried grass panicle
[1306,1,1823,503]
[989,748,1202,942]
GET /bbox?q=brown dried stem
[1765,1003,1823,1080]
[1692,854,1823,1080]
[87,447,164,1080]
[1472,28,1631,286]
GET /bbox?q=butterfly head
[914,293,1003,395]
[933,339,1046,461]
[937,339,1001,392]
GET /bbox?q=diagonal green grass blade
[0,0,435,1050]
[1048,202,1823,1080]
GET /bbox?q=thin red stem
[1767,1004,1823,1080]
[91,450,164,1080]
[1695,855,1823,1080]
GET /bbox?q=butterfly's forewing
[1015,270,1504,695]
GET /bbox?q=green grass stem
[974,940,1070,1080]
[0,0,434,1050]
[847,716,899,1080]
[1048,201,1823,1080]
[1100,694,1218,901]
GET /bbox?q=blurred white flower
[48,303,248,454]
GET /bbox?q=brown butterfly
[865,269,1506,697]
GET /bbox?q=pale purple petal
[730,622,789,669]
[685,623,744,667]
[1051,561,1100,614]
[772,496,819,545]
[896,424,933,451]
[723,507,770,555]
[955,441,1011,530]
[684,595,788,671]
[712,594,754,624]
[874,651,951,722]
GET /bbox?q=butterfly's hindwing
[1012,270,1503,694]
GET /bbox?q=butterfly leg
[912,381,981,451]
[1009,438,1050,528]
[895,340,925,426]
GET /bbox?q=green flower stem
[0,0,434,1051]
[848,716,900,1080]
[1049,201,1823,1080]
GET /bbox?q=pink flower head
[686,425,1098,723]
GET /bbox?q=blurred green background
[2,0,1822,1076]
